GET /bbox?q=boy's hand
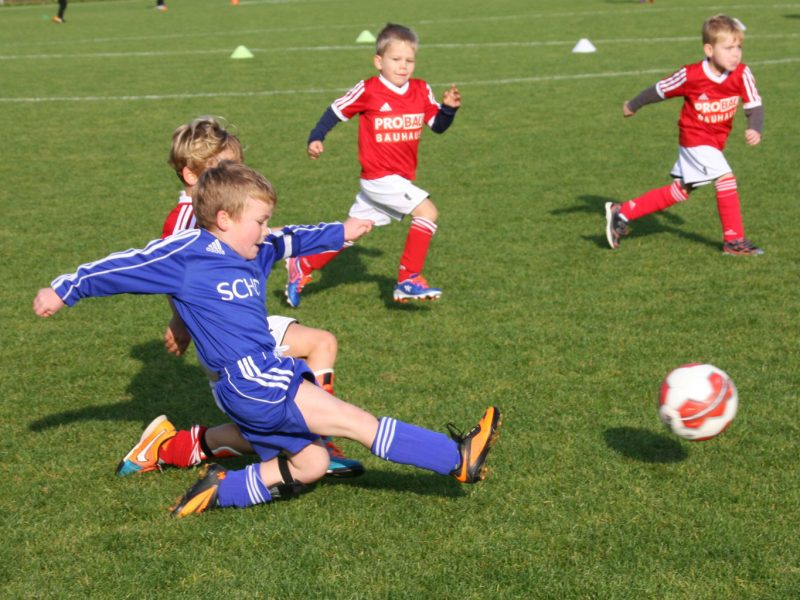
[442,84,461,109]
[308,141,325,160]
[33,287,64,318]
[164,315,192,356]
[342,217,373,242]
[744,129,761,146]
[623,101,636,118]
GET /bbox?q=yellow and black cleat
[449,406,502,484]
[170,464,226,517]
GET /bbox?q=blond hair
[193,161,276,229]
[168,116,244,185]
[702,14,744,45]
[376,23,418,56]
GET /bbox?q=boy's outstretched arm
[442,84,461,109]
[342,217,373,242]
[307,107,342,159]
[431,84,461,134]
[744,105,764,146]
[33,287,65,318]
[623,84,662,118]
[164,297,192,356]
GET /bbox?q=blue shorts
[211,351,320,461]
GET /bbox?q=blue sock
[371,417,461,476]
[217,464,273,508]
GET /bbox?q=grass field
[2,0,800,597]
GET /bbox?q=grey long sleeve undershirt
[626,85,764,133]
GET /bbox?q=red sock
[619,181,688,221]
[158,425,208,468]
[300,249,342,274]
[715,177,744,241]
[398,217,436,281]
[315,369,335,395]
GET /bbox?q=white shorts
[267,315,297,346]
[348,175,429,226]
[669,145,732,188]
[204,315,297,383]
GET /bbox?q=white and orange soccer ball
[658,363,738,441]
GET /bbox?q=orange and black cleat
[170,463,226,517]
[448,406,502,483]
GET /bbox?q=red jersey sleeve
[656,67,688,100]
[331,80,368,121]
[423,83,441,127]
[740,65,762,109]
[161,193,196,239]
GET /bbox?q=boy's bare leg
[292,380,379,446]
[280,324,337,373]
[204,422,253,455]
[293,380,500,482]
[258,440,329,487]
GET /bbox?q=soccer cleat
[393,273,442,302]
[116,415,177,476]
[448,406,502,484]
[605,202,630,249]
[170,463,226,517]
[52,16,64,23]
[324,438,365,478]
[723,238,764,256]
[155,4,168,11]
[285,257,313,308]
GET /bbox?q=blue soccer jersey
[50,224,344,460]
[51,224,343,375]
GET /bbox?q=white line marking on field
[2,3,799,49]
[1,57,797,104]
[1,33,798,62]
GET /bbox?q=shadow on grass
[29,340,224,432]
[553,193,719,251]
[603,427,688,463]
[322,469,467,498]
[270,242,440,311]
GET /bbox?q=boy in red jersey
[117,117,364,479]
[285,23,461,306]
[606,15,764,255]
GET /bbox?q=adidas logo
[698,93,709,100]
[379,102,392,112]
[205,239,225,255]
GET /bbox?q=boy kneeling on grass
[33,161,501,517]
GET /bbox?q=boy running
[606,14,764,255]
[286,23,461,306]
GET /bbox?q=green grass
[2,0,800,597]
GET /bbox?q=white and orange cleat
[116,415,177,476]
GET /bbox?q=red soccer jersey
[656,59,761,151]
[331,75,441,181]
[161,191,196,239]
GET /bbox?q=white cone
[572,38,597,54]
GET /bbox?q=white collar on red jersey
[702,58,731,84]
[378,74,410,95]
[179,190,192,204]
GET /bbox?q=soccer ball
[658,363,738,441]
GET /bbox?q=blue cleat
[393,273,442,303]
[285,257,312,308]
[324,438,365,478]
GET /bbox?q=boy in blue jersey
[33,161,501,517]
[123,115,363,478]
